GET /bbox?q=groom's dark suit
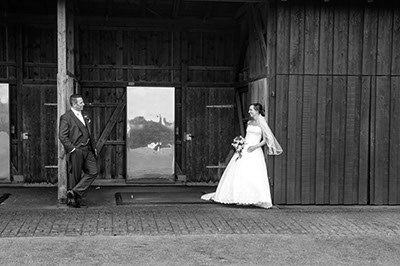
[59,109,97,204]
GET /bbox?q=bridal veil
[256,115,283,156]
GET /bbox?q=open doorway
[0,83,10,183]
[126,86,175,183]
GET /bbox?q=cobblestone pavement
[1,205,399,238]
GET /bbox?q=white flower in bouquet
[232,135,245,160]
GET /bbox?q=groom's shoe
[67,190,79,208]
[76,196,88,208]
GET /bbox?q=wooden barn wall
[78,26,237,181]
[0,22,58,183]
[0,18,237,183]
[246,2,400,204]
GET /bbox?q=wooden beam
[67,1,75,77]
[76,16,238,30]
[57,0,74,204]
[57,0,68,204]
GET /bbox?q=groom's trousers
[68,145,98,197]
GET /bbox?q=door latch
[184,133,194,142]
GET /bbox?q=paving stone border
[1,205,399,238]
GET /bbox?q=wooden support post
[57,0,74,203]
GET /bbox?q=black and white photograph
[0,0,400,265]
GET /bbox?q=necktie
[77,112,85,125]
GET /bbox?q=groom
[59,94,98,208]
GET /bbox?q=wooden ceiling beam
[76,16,238,30]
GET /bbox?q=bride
[201,103,282,208]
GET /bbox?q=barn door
[21,85,58,183]
[185,87,237,182]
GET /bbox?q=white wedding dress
[201,124,273,208]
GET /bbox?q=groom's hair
[70,94,83,106]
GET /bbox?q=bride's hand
[247,146,257,153]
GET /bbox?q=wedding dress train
[201,124,273,208]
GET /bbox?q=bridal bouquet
[232,136,245,160]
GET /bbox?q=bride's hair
[251,103,265,116]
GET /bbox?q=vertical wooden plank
[181,31,188,174]
[7,24,17,80]
[348,7,363,76]
[274,75,288,204]
[369,76,377,204]
[265,3,277,195]
[276,3,290,75]
[331,6,349,204]
[0,26,4,69]
[93,30,100,81]
[315,76,328,204]
[319,3,334,75]
[376,8,393,76]
[289,4,305,75]
[344,77,360,204]
[374,77,390,204]
[250,4,268,69]
[295,75,303,204]
[287,75,300,204]
[389,77,400,204]
[16,25,23,176]
[105,90,117,179]
[288,3,305,203]
[304,4,320,75]
[187,88,207,182]
[301,76,311,204]
[23,87,42,181]
[32,27,41,80]
[346,6,363,204]
[330,76,345,204]
[40,87,46,180]
[362,6,378,204]
[115,31,125,180]
[79,28,88,80]
[372,7,393,204]
[93,87,104,177]
[389,11,400,204]
[301,76,317,204]
[362,7,378,76]
[392,11,400,75]
[1,26,7,78]
[207,89,217,182]
[358,77,370,204]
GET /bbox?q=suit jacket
[59,109,97,155]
